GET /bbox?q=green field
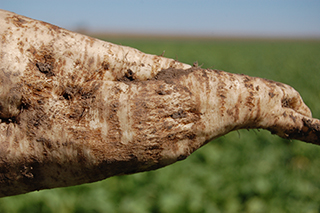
[1,37,320,213]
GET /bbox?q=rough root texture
[0,9,319,198]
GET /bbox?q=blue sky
[1,0,320,38]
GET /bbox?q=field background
[0,37,320,213]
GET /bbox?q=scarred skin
[0,9,319,197]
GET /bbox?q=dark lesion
[36,62,54,77]
[171,109,187,119]
[35,54,55,77]
[281,97,298,109]
[117,69,137,82]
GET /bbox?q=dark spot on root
[102,61,110,70]
[36,62,54,77]
[60,85,82,101]
[62,87,75,100]
[268,92,275,98]
[243,76,251,83]
[156,90,167,95]
[167,133,176,140]
[282,97,298,109]
[187,133,196,140]
[0,116,19,124]
[118,69,136,82]
[111,103,119,112]
[33,52,56,77]
[171,109,187,119]
[125,69,135,81]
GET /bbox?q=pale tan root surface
[0,9,319,198]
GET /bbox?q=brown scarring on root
[0,9,320,198]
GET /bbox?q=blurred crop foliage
[1,38,320,213]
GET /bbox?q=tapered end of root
[264,82,320,145]
[291,117,320,145]
[270,115,320,146]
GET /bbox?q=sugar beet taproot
[0,9,319,197]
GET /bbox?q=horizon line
[80,31,320,41]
